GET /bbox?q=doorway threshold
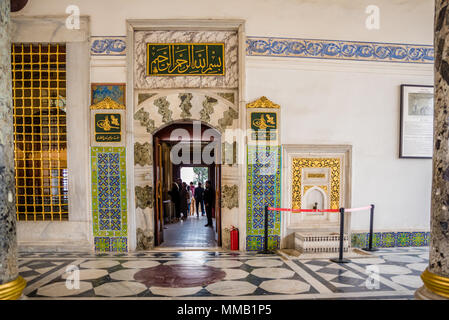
[153,246,223,252]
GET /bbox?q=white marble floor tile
[79,260,119,269]
[390,275,423,288]
[303,263,323,272]
[205,260,242,268]
[330,281,353,288]
[19,266,31,272]
[350,258,386,265]
[406,263,428,272]
[61,269,108,280]
[94,281,147,297]
[245,259,283,268]
[37,281,93,297]
[259,279,310,294]
[223,268,249,280]
[383,255,424,263]
[109,269,140,281]
[150,286,203,296]
[121,260,160,268]
[206,280,257,296]
[251,267,295,279]
[377,264,412,275]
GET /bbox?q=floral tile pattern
[91,147,127,252]
[246,146,282,251]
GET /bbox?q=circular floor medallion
[134,264,226,288]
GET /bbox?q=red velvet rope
[267,207,340,213]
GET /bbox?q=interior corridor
[159,216,217,248]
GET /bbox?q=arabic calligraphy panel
[147,43,225,76]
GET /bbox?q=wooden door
[215,164,222,246]
[154,137,164,245]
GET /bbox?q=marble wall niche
[281,145,352,249]
[304,187,327,211]
[134,31,238,89]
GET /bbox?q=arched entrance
[152,121,222,248]
[132,91,240,251]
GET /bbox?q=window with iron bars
[12,43,69,221]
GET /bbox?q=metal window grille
[12,43,68,221]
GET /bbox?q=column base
[0,276,27,300]
[415,285,447,300]
[415,268,449,300]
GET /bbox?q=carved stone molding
[135,185,153,209]
[218,107,238,131]
[134,142,152,166]
[200,96,217,123]
[179,93,193,119]
[136,227,154,251]
[134,108,155,133]
[155,96,172,123]
[221,185,239,209]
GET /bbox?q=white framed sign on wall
[399,84,434,159]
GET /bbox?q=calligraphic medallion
[147,43,225,76]
[95,113,121,142]
[250,112,277,141]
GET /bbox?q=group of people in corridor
[168,178,215,227]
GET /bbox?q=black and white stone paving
[18,247,428,299]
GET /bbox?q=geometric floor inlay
[19,247,429,299]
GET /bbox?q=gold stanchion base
[419,268,449,299]
[0,276,27,300]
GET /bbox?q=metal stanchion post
[330,207,350,263]
[258,205,272,254]
[363,204,378,252]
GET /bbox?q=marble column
[0,0,26,300]
[415,2,449,300]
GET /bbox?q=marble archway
[132,91,240,250]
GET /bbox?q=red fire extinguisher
[230,226,239,251]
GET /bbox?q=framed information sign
[399,84,434,159]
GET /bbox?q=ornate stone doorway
[152,121,222,248]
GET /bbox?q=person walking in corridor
[203,180,215,227]
[194,182,205,217]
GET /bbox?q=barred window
[12,43,68,221]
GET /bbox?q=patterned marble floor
[18,247,428,299]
